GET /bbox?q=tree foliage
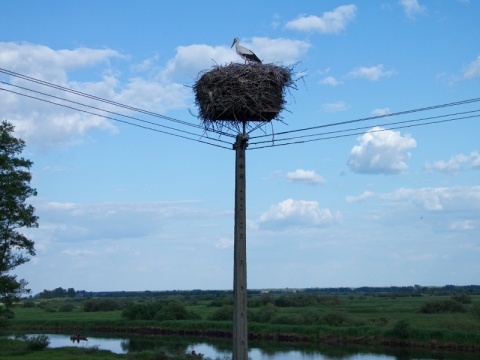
[0,120,38,320]
[36,287,76,299]
[122,300,200,321]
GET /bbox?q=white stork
[231,37,262,64]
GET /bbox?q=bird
[231,37,262,64]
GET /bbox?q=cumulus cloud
[0,42,191,148]
[163,37,310,75]
[257,199,340,229]
[371,108,390,116]
[322,101,350,113]
[286,169,325,185]
[285,5,357,33]
[249,37,311,65]
[162,44,237,80]
[348,127,417,174]
[424,151,480,173]
[348,65,396,81]
[0,38,309,149]
[348,186,480,212]
[462,55,480,80]
[319,76,341,86]
[0,42,122,82]
[399,0,426,19]
[345,191,375,203]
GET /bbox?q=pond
[11,333,479,360]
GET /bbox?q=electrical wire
[0,86,231,150]
[1,67,478,151]
[0,80,232,147]
[249,109,480,146]
[249,97,480,140]
[0,67,235,139]
[248,114,479,150]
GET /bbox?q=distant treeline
[33,284,480,299]
[34,287,76,299]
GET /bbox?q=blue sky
[1,0,479,294]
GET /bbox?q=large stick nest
[194,63,295,132]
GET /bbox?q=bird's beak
[231,39,236,48]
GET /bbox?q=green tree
[67,287,76,298]
[0,120,38,321]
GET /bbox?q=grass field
[4,293,480,351]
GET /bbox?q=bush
[208,305,232,321]
[322,312,349,326]
[83,298,120,312]
[451,294,471,304]
[420,300,466,314]
[155,301,200,321]
[59,303,75,312]
[122,300,200,321]
[471,302,480,318]
[271,313,299,325]
[250,304,278,324]
[19,334,50,351]
[300,310,322,325]
[393,319,411,339]
[22,300,36,308]
[43,304,56,313]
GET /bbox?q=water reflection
[11,333,479,360]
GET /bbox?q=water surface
[14,333,477,360]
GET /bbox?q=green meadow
[4,292,480,352]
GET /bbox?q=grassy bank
[4,293,480,352]
[0,336,220,360]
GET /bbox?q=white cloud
[0,42,193,148]
[371,108,390,116]
[30,199,228,244]
[349,186,480,213]
[258,199,340,229]
[345,186,480,237]
[424,151,480,173]
[162,44,237,80]
[462,55,480,80]
[0,38,310,149]
[0,42,122,82]
[285,5,357,34]
[249,37,311,65]
[322,101,350,113]
[345,191,375,203]
[348,126,417,174]
[348,65,396,81]
[286,169,325,185]
[114,77,188,111]
[62,249,95,256]
[163,37,310,75]
[399,0,426,19]
[319,76,341,86]
[449,220,475,231]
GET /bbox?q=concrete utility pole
[233,132,248,360]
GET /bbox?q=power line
[0,67,235,139]
[0,80,232,147]
[249,109,480,147]
[1,67,478,151]
[248,114,479,150]
[0,86,231,150]
[249,97,480,140]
